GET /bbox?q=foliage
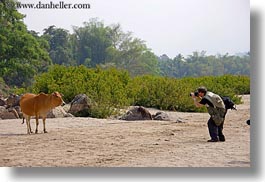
[36,20,250,80]
[72,19,112,67]
[105,25,160,76]
[39,19,160,76]
[31,65,131,118]
[0,0,51,87]
[1,2,250,117]
[128,74,249,112]
[30,65,250,118]
[0,77,10,97]
[42,26,74,66]
[1,8,250,89]
[159,51,250,78]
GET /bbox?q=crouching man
[191,87,227,142]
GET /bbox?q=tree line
[1,0,250,90]
[158,52,250,78]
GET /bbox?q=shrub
[31,65,131,118]
[0,77,10,97]
[30,65,250,118]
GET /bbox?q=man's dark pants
[207,117,225,141]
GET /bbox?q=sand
[0,95,250,167]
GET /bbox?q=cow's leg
[43,117,48,133]
[29,119,33,133]
[35,115,39,134]
[25,115,32,134]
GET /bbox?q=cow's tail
[22,117,25,124]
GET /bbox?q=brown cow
[20,92,65,134]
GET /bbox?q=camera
[190,91,199,97]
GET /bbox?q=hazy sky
[18,0,250,58]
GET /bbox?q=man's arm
[192,97,204,107]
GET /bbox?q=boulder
[153,111,171,121]
[6,94,20,108]
[69,94,91,117]
[47,106,73,118]
[120,106,152,121]
[62,104,71,113]
[0,106,6,113]
[0,98,6,106]
[0,106,18,119]
[7,107,20,119]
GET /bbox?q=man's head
[197,86,207,97]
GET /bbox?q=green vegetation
[30,65,250,117]
[41,22,250,78]
[159,52,250,78]
[0,77,11,97]
[1,1,250,88]
[0,0,51,87]
[0,0,250,118]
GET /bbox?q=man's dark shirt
[199,98,214,107]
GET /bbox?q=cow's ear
[53,92,62,97]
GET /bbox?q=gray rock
[120,106,152,121]
[47,106,73,118]
[153,111,171,121]
[69,94,92,117]
[0,98,6,106]
[6,94,21,108]
[0,106,18,119]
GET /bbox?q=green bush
[127,74,249,112]
[30,65,250,118]
[31,65,131,118]
[0,77,10,97]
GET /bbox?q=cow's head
[51,92,65,107]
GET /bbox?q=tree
[72,18,112,66]
[0,0,51,87]
[43,26,74,66]
[158,51,250,78]
[69,19,160,76]
[106,27,160,76]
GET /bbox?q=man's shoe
[207,139,218,142]
[219,136,225,142]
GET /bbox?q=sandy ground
[0,95,250,167]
